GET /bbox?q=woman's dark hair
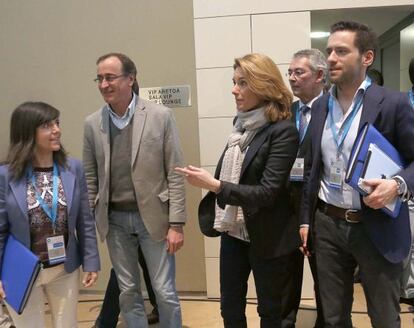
[6,101,67,179]
[409,57,414,86]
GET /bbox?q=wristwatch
[392,176,404,196]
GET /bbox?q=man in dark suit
[281,49,327,328]
[300,21,414,327]
[400,56,414,306]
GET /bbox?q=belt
[109,201,138,212]
[41,261,64,269]
[317,200,362,223]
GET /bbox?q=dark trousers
[95,247,157,328]
[314,209,402,328]
[220,233,291,328]
[280,249,324,328]
[281,183,324,328]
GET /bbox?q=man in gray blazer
[83,52,186,328]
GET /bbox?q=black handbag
[198,191,221,237]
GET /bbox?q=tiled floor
[42,284,413,327]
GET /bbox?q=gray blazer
[83,97,186,242]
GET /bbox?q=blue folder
[345,123,405,218]
[1,235,41,314]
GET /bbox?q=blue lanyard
[30,162,59,226]
[295,105,309,144]
[409,89,414,108]
[328,79,371,155]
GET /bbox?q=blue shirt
[106,93,137,130]
[318,78,371,209]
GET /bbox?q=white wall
[193,0,414,18]
[401,23,414,90]
[0,0,205,293]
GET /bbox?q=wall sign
[140,85,191,108]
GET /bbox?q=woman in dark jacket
[176,53,299,327]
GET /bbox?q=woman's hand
[82,272,98,288]
[0,281,6,299]
[175,165,221,192]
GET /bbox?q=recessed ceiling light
[311,31,330,39]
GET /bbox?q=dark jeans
[95,247,157,328]
[220,233,291,328]
[314,209,402,328]
[280,249,324,328]
[281,183,324,328]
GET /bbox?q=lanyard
[295,105,309,144]
[409,89,414,108]
[30,162,59,227]
[328,79,371,155]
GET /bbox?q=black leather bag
[198,191,221,237]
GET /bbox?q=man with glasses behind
[282,49,327,328]
[83,53,186,328]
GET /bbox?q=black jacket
[199,119,300,259]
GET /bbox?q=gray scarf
[214,106,269,240]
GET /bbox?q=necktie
[299,105,310,140]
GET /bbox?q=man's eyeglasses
[286,69,307,78]
[94,74,126,84]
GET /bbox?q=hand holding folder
[345,123,405,218]
[1,234,40,314]
[358,143,402,198]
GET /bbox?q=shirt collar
[106,93,138,129]
[106,92,137,118]
[329,76,371,101]
[298,90,323,109]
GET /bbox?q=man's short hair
[330,21,378,58]
[409,57,414,86]
[292,48,328,84]
[96,52,139,94]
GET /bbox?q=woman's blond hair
[233,53,293,122]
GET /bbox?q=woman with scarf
[176,53,300,327]
[0,101,100,327]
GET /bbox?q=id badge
[329,159,343,189]
[46,235,66,265]
[290,158,304,181]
